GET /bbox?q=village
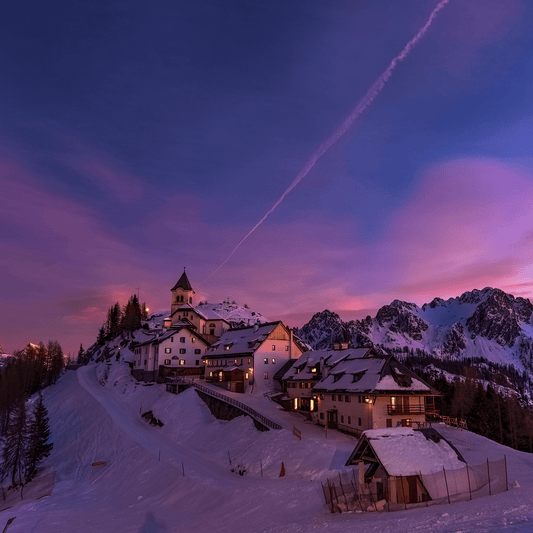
[119,271,508,512]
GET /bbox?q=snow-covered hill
[2,362,533,532]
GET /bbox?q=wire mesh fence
[322,457,508,513]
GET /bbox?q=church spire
[171,268,193,292]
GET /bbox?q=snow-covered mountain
[297,288,533,382]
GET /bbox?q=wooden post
[443,467,451,504]
[505,455,508,491]
[466,463,472,500]
[327,481,335,514]
[487,459,491,496]
[338,473,350,511]
[332,483,342,513]
[182,462,185,477]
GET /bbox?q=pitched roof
[345,427,465,476]
[203,321,283,358]
[301,350,438,395]
[171,270,193,291]
[169,304,229,323]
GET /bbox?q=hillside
[2,362,533,532]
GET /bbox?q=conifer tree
[1,398,28,488]
[77,344,85,363]
[25,396,53,482]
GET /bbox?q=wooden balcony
[386,404,439,416]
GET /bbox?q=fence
[322,457,508,513]
[166,377,282,430]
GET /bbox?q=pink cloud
[383,157,533,303]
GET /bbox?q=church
[131,271,305,390]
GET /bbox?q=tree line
[0,343,59,491]
[95,294,148,346]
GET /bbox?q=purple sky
[2,0,533,356]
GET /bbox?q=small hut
[345,427,466,505]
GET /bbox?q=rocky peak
[376,300,428,341]
[422,297,445,311]
[296,310,352,350]
[466,288,533,347]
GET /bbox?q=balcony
[386,404,439,416]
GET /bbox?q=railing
[387,404,438,415]
[336,424,363,439]
[168,377,282,430]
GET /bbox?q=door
[327,410,338,429]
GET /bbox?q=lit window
[191,338,196,343]
[165,348,171,354]
[263,358,268,364]
[271,345,275,351]
[272,358,276,364]
[180,359,186,365]
[179,348,186,354]
[248,358,252,364]
[263,372,268,379]
[164,359,170,365]
[285,345,289,351]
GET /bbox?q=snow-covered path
[3,364,533,532]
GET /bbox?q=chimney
[289,327,293,359]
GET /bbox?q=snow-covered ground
[2,363,533,532]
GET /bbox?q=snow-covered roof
[346,427,465,476]
[309,351,436,394]
[204,322,284,358]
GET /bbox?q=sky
[2,0,533,356]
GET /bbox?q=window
[191,338,196,343]
[332,394,336,401]
[263,358,268,364]
[180,337,185,343]
[358,395,362,403]
[194,349,201,354]
[264,372,269,379]
[271,345,276,351]
[386,419,393,428]
[172,356,179,360]
[345,395,351,403]
[299,383,303,388]
[171,337,174,342]
[338,395,343,402]
[165,348,171,354]
[144,359,147,365]
[271,358,276,364]
[248,358,252,364]
[358,418,362,426]
[180,359,186,365]
[348,416,351,424]
[225,345,230,350]
[341,415,344,423]
[285,345,289,351]
[164,359,170,365]
[195,360,200,366]
[179,348,186,354]
[320,413,324,420]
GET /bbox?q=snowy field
[2,363,533,532]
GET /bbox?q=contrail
[204,0,449,284]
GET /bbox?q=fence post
[487,459,491,496]
[466,463,472,500]
[443,467,451,504]
[327,481,335,514]
[504,455,508,491]
[338,473,349,511]
[332,483,342,513]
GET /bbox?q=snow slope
[2,364,533,532]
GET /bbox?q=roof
[133,325,211,347]
[273,359,297,381]
[203,321,284,358]
[345,427,465,476]
[169,304,229,324]
[281,347,376,382]
[310,351,438,395]
[171,270,193,292]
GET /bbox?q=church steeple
[171,269,195,314]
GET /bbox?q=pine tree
[97,326,106,346]
[25,396,53,482]
[1,398,29,488]
[77,343,85,363]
